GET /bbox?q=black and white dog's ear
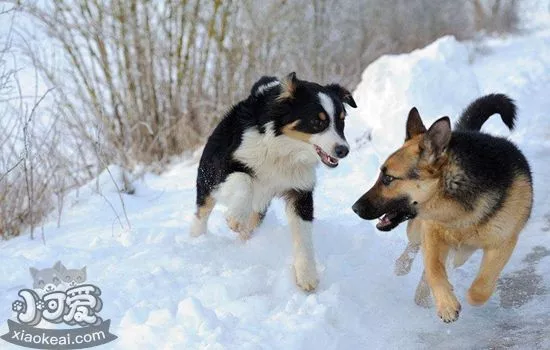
[278,72,298,100]
[286,72,297,82]
[325,84,357,108]
[250,75,280,97]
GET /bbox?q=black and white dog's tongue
[315,145,339,168]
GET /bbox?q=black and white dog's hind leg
[190,181,216,237]
[285,190,319,291]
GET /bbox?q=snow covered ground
[2,29,550,349]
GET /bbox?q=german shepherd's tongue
[376,213,397,230]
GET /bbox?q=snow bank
[349,36,480,154]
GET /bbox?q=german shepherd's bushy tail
[455,93,517,132]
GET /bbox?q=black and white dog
[191,72,357,291]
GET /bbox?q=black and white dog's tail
[455,93,517,132]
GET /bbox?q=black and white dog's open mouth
[314,145,338,168]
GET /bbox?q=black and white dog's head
[254,72,357,168]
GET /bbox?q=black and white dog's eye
[382,174,395,186]
[311,118,327,130]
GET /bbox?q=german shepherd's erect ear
[405,107,427,140]
[406,107,451,164]
[422,117,451,164]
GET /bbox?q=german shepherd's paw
[294,260,319,292]
[436,295,461,323]
[467,283,492,306]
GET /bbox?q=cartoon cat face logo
[29,261,87,293]
[29,261,63,293]
[57,263,87,287]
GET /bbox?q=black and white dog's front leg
[285,190,318,292]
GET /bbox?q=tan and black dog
[352,94,533,323]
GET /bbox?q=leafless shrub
[18,0,237,171]
[16,0,521,171]
[474,0,519,34]
[0,4,89,239]
[0,85,58,239]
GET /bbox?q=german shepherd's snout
[353,163,419,231]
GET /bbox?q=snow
[348,36,481,155]
[2,30,550,349]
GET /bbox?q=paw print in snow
[36,300,45,311]
[12,300,24,312]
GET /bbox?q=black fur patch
[285,190,314,221]
[444,131,531,217]
[407,167,420,180]
[195,99,257,207]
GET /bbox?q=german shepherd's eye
[382,174,395,186]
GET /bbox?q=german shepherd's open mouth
[352,196,417,231]
[376,209,416,231]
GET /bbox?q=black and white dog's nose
[335,145,349,158]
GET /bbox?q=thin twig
[93,125,132,231]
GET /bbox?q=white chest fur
[233,123,318,194]
[213,122,318,216]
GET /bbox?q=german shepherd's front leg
[285,190,318,292]
[422,229,461,323]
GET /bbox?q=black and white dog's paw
[226,216,253,240]
[294,259,319,292]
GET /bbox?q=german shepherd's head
[352,107,452,231]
